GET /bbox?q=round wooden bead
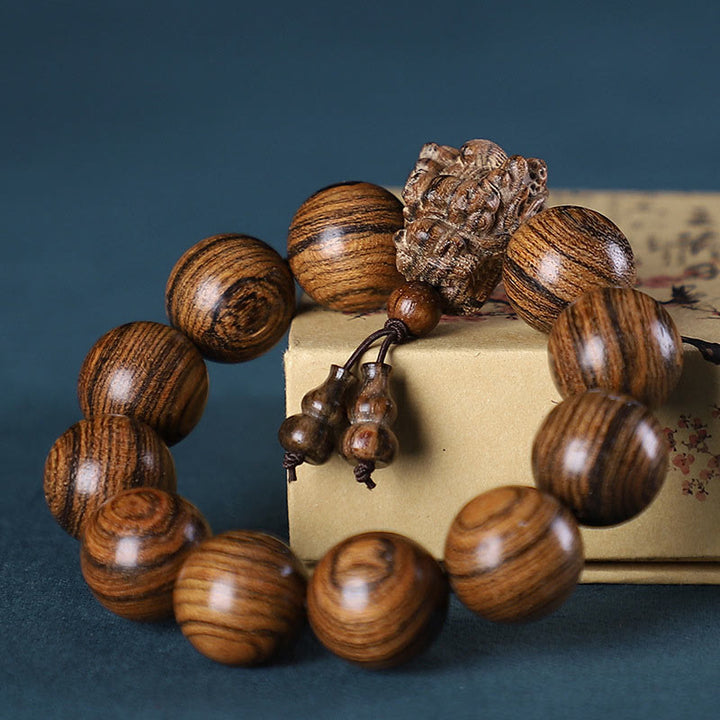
[287,182,405,312]
[532,390,669,526]
[44,415,177,539]
[386,281,443,337]
[307,531,448,668]
[165,234,296,363]
[80,488,211,621]
[77,321,209,445]
[174,531,307,666]
[444,486,583,623]
[503,205,636,332]
[548,286,684,408]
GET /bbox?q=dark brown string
[354,461,376,490]
[682,336,720,365]
[343,327,393,371]
[377,318,410,364]
[283,451,305,483]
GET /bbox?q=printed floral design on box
[637,204,720,320]
[664,406,720,501]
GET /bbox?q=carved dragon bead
[395,139,548,315]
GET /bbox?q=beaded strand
[43,140,700,669]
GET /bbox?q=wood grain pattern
[174,531,307,666]
[287,182,405,312]
[77,321,209,445]
[386,281,442,337]
[165,234,295,363]
[340,362,398,470]
[44,415,177,539]
[548,287,684,408]
[80,488,210,621]
[444,486,583,623]
[279,364,356,465]
[307,531,448,668]
[503,205,636,332]
[532,390,669,526]
[395,140,548,314]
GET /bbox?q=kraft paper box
[284,190,720,583]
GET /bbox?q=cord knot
[383,317,411,344]
[283,452,305,483]
[353,461,377,490]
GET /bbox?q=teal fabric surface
[2,1,720,718]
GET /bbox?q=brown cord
[353,461,376,490]
[682,336,720,365]
[283,451,305,483]
[376,319,411,364]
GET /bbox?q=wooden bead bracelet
[43,138,711,669]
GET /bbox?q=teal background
[1,1,719,717]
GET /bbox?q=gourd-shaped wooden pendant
[278,365,356,481]
[340,363,398,489]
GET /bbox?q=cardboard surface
[285,190,720,581]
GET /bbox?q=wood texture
[165,234,295,363]
[503,205,636,332]
[444,486,583,623]
[386,281,443,337]
[77,321,209,445]
[395,139,548,314]
[287,181,405,312]
[307,531,448,668]
[80,488,210,621]
[44,415,177,539]
[174,531,307,666]
[548,286,684,407]
[340,362,398,469]
[532,390,669,526]
[279,364,356,465]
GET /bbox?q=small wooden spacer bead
[77,321,209,445]
[548,286,684,408]
[287,182,405,312]
[532,390,670,526]
[174,531,307,666]
[386,281,443,337]
[307,531,449,668]
[80,487,211,621]
[43,415,177,539]
[165,234,296,363]
[444,486,584,623]
[503,205,636,332]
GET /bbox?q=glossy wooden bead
[503,205,636,332]
[80,488,211,621]
[77,321,209,445]
[165,234,296,363]
[532,390,669,526]
[287,182,405,312]
[174,531,307,666]
[386,281,443,337]
[278,364,356,464]
[444,486,583,623]
[44,415,177,539]
[341,362,398,468]
[307,531,449,668]
[548,286,684,408]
